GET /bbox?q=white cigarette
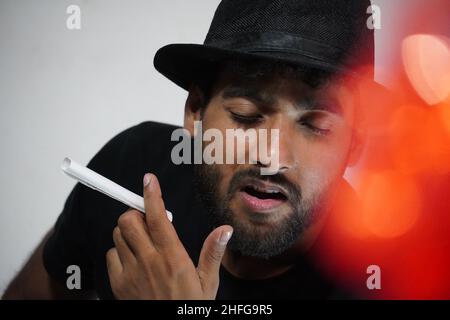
[61,157,173,222]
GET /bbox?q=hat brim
[153,43,387,94]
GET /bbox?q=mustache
[227,167,302,204]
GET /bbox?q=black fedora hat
[154,0,377,91]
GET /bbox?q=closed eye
[298,121,331,136]
[297,111,334,137]
[229,111,264,125]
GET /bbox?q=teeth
[252,186,280,194]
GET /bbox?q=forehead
[211,61,357,114]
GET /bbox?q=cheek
[306,125,353,167]
[212,163,241,199]
[296,136,353,197]
[313,142,351,169]
[200,103,245,194]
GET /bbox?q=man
[3,0,376,299]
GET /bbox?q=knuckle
[117,210,141,230]
[162,258,180,277]
[138,247,157,268]
[206,248,222,264]
[140,251,154,268]
[106,247,116,258]
[140,257,153,272]
[106,248,117,266]
[167,250,189,275]
[112,226,121,241]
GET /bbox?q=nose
[256,115,298,174]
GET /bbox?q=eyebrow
[221,85,343,116]
[222,86,276,108]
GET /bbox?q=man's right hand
[106,173,233,300]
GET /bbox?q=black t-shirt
[43,121,349,299]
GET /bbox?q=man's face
[192,67,358,259]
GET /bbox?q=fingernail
[218,230,233,246]
[143,173,152,187]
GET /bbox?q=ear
[344,81,367,167]
[184,85,205,136]
[347,124,366,167]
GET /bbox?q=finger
[197,225,233,296]
[117,210,155,261]
[143,173,179,249]
[112,226,136,267]
[106,247,123,279]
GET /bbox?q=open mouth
[242,185,287,201]
[239,182,288,212]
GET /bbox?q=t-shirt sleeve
[42,123,147,291]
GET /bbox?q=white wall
[0,0,221,294]
[0,0,432,295]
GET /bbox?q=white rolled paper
[61,157,173,222]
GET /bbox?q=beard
[194,163,330,259]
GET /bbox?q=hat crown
[205,0,374,72]
[153,0,379,91]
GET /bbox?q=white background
[0,0,421,294]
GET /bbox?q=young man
[3,0,376,299]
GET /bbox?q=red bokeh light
[310,35,450,299]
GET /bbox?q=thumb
[197,225,233,297]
